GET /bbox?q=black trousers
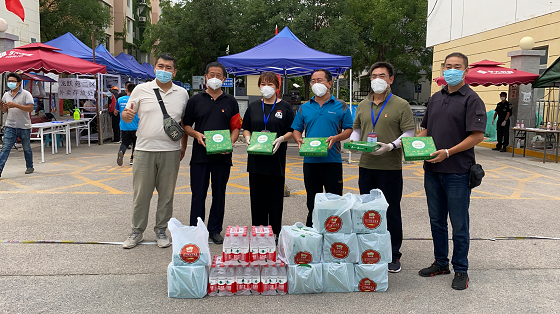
[249,173,285,236]
[303,163,343,227]
[358,167,403,260]
[190,162,231,235]
[496,119,510,149]
[119,130,137,158]
[111,113,120,142]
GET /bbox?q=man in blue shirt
[115,83,137,166]
[292,69,353,227]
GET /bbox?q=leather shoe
[210,233,224,244]
[492,147,501,151]
[500,148,507,152]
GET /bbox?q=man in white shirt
[120,54,189,249]
[1,72,35,178]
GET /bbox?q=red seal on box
[294,251,313,264]
[325,215,342,233]
[363,210,381,229]
[358,278,377,292]
[361,249,381,264]
[180,244,200,263]
[330,242,349,259]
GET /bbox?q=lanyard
[262,97,278,130]
[370,93,392,132]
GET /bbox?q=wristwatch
[390,142,397,150]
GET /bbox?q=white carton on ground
[357,232,392,265]
[287,264,323,294]
[312,193,355,234]
[352,189,389,234]
[354,263,388,292]
[168,217,211,267]
[322,233,359,263]
[278,223,323,265]
[322,263,354,293]
[167,263,208,298]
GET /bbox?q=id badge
[367,132,378,143]
[261,130,270,132]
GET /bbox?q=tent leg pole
[336,76,339,98]
[348,69,353,164]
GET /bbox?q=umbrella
[434,59,539,87]
[0,43,107,75]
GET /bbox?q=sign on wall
[58,78,97,100]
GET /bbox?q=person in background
[115,83,137,166]
[0,72,35,178]
[291,69,353,228]
[183,61,242,244]
[109,86,121,142]
[242,71,295,236]
[492,91,512,152]
[350,61,415,273]
[118,81,131,99]
[418,52,486,290]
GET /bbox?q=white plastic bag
[167,262,208,298]
[354,264,388,292]
[357,232,392,265]
[287,264,323,294]
[322,233,359,263]
[168,217,211,267]
[313,193,355,233]
[352,189,389,234]
[278,223,323,265]
[322,263,354,293]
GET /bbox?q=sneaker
[210,233,224,244]
[491,147,501,151]
[156,230,171,248]
[123,232,143,249]
[419,261,451,277]
[117,151,124,166]
[388,259,401,273]
[129,158,133,165]
[452,272,469,290]
[25,167,34,174]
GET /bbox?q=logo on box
[257,135,268,143]
[213,134,224,143]
[294,251,313,264]
[325,215,343,232]
[412,140,425,149]
[363,211,381,229]
[358,278,377,292]
[310,140,321,147]
[180,244,200,263]
[361,249,381,264]
[330,242,349,259]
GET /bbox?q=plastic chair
[44,134,64,148]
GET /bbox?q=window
[533,46,548,75]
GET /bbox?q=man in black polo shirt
[417,52,487,290]
[183,62,242,244]
[491,91,512,152]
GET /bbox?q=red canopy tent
[0,43,106,75]
[434,60,539,86]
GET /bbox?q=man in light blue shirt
[292,69,353,227]
[115,83,138,166]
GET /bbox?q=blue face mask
[443,69,465,86]
[155,70,173,84]
[7,82,18,90]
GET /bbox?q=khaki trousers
[131,150,181,233]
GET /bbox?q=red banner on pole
[6,0,25,22]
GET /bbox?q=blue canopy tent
[116,52,155,79]
[217,27,351,78]
[141,62,155,75]
[95,45,146,79]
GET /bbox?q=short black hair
[205,62,227,77]
[369,62,395,77]
[500,92,507,96]
[124,81,132,86]
[7,72,22,82]
[313,69,332,82]
[155,53,177,69]
[127,83,136,93]
[444,52,469,68]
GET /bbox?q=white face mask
[207,78,223,90]
[260,86,276,99]
[500,97,506,101]
[371,78,388,94]
[312,83,328,97]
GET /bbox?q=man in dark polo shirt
[183,61,242,244]
[350,61,415,273]
[492,91,512,152]
[417,52,486,290]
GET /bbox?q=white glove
[272,136,285,154]
[245,135,251,145]
[349,129,361,141]
[371,142,393,155]
[501,120,506,127]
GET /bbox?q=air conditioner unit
[138,17,146,22]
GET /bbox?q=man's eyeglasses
[370,74,388,79]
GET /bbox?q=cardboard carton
[204,130,233,154]
[343,140,380,153]
[247,132,277,155]
[299,137,328,157]
[401,136,437,161]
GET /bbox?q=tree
[39,0,112,46]
[349,0,432,84]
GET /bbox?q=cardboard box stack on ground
[204,130,233,154]
[299,137,329,157]
[401,136,437,161]
[247,132,277,155]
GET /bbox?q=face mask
[7,82,18,90]
[260,86,276,99]
[500,97,506,101]
[155,70,172,84]
[207,78,223,90]
[312,83,328,97]
[370,78,388,94]
[443,69,465,86]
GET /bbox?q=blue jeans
[424,171,471,273]
[0,127,33,174]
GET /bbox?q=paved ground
[1,140,560,313]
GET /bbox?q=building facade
[0,0,40,46]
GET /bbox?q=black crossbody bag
[469,163,485,189]
[153,88,185,141]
